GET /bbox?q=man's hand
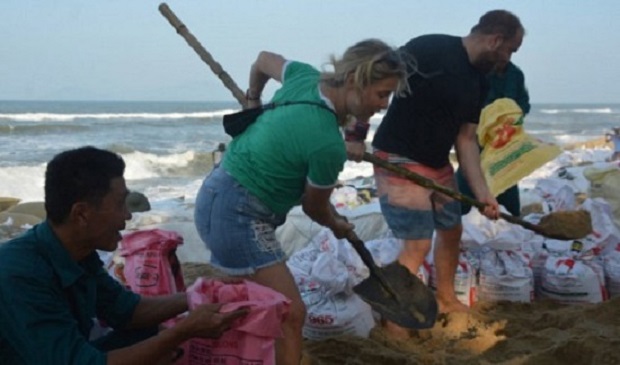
[345,141,366,162]
[183,303,249,339]
[477,193,500,220]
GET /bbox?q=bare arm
[301,184,354,239]
[455,122,499,219]
[246,51,286,108]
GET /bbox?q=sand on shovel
[537,210,593,240]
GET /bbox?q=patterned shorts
[373,150,461,240]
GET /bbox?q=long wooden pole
[158,3,247,108]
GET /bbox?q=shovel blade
[353,262,438,329]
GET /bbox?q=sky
[1,0,619,104]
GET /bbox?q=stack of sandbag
[525,198,619,304]
[461,207,537,304]
[286,228,375,340]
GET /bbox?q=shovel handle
[158,3,248,108]
[362,152,549,237]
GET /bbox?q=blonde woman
[194,39,409,365]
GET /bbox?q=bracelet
[344,119,370,142]
[245,88,261,101]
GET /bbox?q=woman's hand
[329,215,355,239]
[345,141,366,162]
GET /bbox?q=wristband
[344,120,370,142]
[245,88,261,101]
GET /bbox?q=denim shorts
[374,150,461,240]
[194,166,287,275]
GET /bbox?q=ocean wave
[0,109,238,123]
[121,149,216,180]
[539,108,613,114]
[0,124,89,135]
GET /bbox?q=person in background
[0,146,247,365]
[194,39,410,365]
[346,10,524,338]
[456,60,531,217]
[212,142,226,166]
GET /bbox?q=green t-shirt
[223,61,346,215]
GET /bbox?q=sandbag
[287,228,375,340]
[477,250,534,303]
[120,229,186,296]
[584,166,620,229]
[0,197,20,213]
[541,255,607,304]
[478,98,562,197]
[175,278,290,365]
[6,201,46,220]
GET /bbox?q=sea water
[1,100,618,204]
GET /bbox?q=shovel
[158,3,438,329]
[364,152,593,240]
[346,231,438,329]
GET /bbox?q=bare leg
[398,238,432,275]
[382,238,432,339]
[433,224,468,313]
[245,263,305,365]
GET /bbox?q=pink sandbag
[120,229,185,296]
[177,278,291,365]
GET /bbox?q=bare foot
[380,318,412,340]
[437,298,469,314]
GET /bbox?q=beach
[2,100,620,364]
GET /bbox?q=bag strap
[261,100,337,118]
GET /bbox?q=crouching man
[0,146,247,364]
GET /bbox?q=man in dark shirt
[346,10,524,337]
[0,146,247,365]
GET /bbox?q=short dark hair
[471,10,524,40]
[44,146,125,224]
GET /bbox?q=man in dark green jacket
[457,61,530,216]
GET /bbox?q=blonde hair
[321,39,412,96]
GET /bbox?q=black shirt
[373,34,488,168]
